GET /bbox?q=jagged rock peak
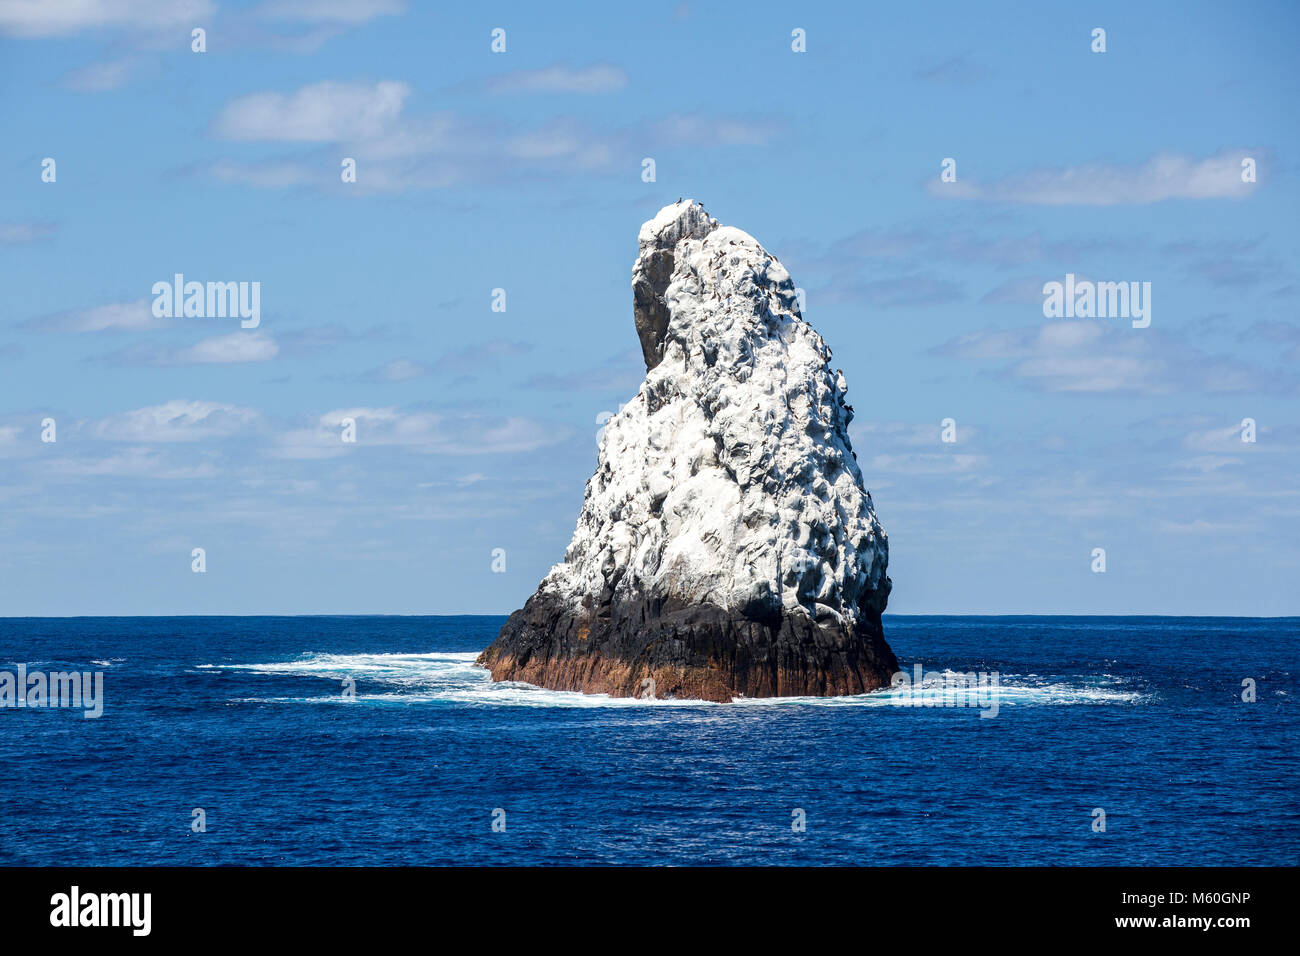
[478,200,895,701]
[632,199,718,370]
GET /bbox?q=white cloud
[846,421,987,476]
[942,321,1162,392]
[1178,455,1244,473]
[526,349,642,393]
[649,113,777,147]
[821,275,963,308]
[931,150,1257,205]
[91,400,261,442]
[272,407,568,459]
[43,447,219,479]
[853,420,984,448]
[205,81,782,193]
[209,159,325,189]
[256,0,406,24]
[24,298,164,332]
[61,56,137,91]
[0,221,55,244]
[980,276,1053,305]
[0,0,212,37]
[1155,518,1242,535]
[869,453,984,475]
[484,64,628,95]
[169,332,279,364]
[96,332,280,366]
[936,320,1290,394]
[1179,422,1285,455]
[213,81,411,142]
[361,359,430,382]
[0,423,29,459]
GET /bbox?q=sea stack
[478,200,897,701]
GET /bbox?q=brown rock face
[478,590,897,702]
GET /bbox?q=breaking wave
[197,653,1153,709]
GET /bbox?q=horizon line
[0,612,1295,620]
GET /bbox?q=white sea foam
[199,653,1152,709]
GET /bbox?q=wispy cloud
[526,350,644,393]
[213,80,411,142]
[102,332,279,365]
[272,406,569,458]
[433,339,533,372]
[213,0,406,54]
[0,221,56,245]
[647,113,777,147]
[206,79,781,193]
[934,320,1293,394]
[5,0,402,92]
[980,276,1050,305]
[170,332,279,364]
[255,0,406,25]
[348,341,533,384]
[357,359,431,382]
[22,298,164,332]
[483,63,628,95]
[1162,238,1288,291]
[91,400,261,442]
[42,447,220,479]
[820,275,963,309]
[930,150,1257,205]
[60,56,139,91]
[1247,320,1300,361]
[278,323,399,357]
[0,0,212,37]
[0,422,20,438]
[788,224,1124,303]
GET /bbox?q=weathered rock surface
[478,200,896,701]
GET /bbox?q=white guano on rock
[539,199,889,630]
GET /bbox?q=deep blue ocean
[0,615,1295,866]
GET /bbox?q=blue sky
[1,0,1297,616]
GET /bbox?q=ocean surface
[0,615,1295,866]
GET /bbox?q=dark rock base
[476,592,899,702]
